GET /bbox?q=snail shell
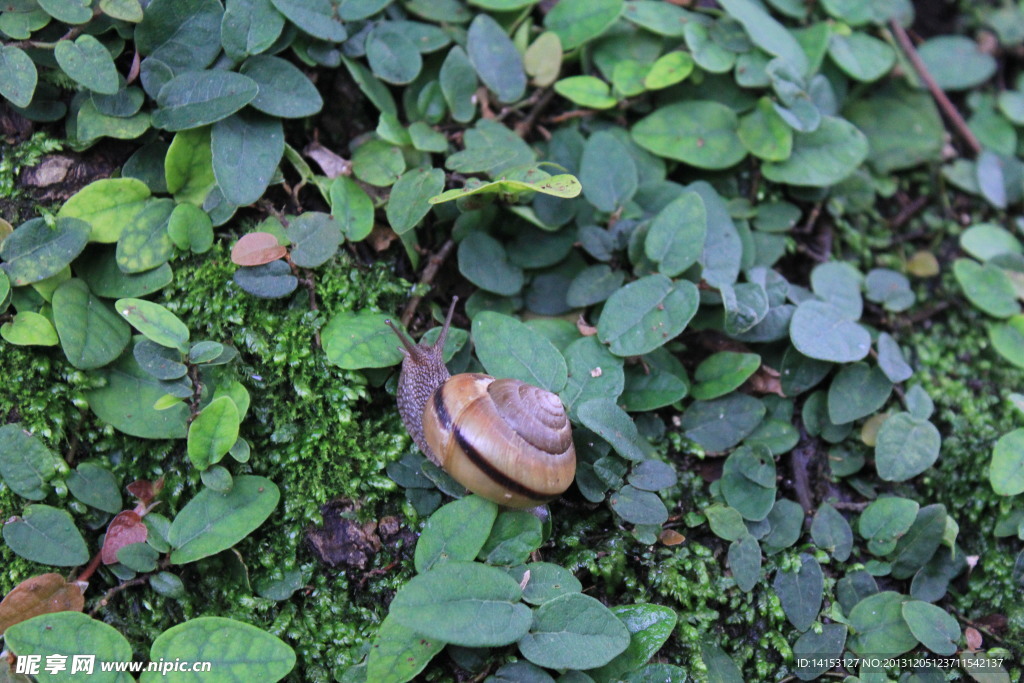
[386,299,576,509]
[424,373,575,508]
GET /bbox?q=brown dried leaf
[659,529,686,546]
[126,479,155,506]
[367,224,397,252]
[746,364,785,397]
[0,573,85,636]
[576,315,597,336]
[304,141,351,179]
[965,626,983,651]
[231,232,288,266]
[101,511,148,565]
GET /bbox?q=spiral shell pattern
[423,374,576,508]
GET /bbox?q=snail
[385,298,576,509]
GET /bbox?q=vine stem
[399,238,456,327]
[888,19,982,156]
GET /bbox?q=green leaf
[366,23,423,85]
[793,624,847,680]
[827,362,892,424]
[367,613,445,683]
[580,131,638,212]
[116,298,190,351]
[720,445,776,521]
[287,212,342,267]
[627,460,677,491]
[390,561,533,647]
[738,96,793,161]
[430,174,581,204]
[322,310,406,369]
[480,510,543,565]
[233,260,299,299]
[329,176,375,241]
[152,70,259,131]
[991,428,1024,496]
[692,352,760,401]
[1,312,58,346]
[3,504,90,566]
[467,14,526,103]
[440,46,478,123]
[524,31,563,88]
[953,258,1019,318]
[212,111,284,206]
[52,279,131,370]
[54,35,119,95]
[728,534,762,592]
[891,503,947,579]
[240,55,323,117]
[269,0,346,41]
[509,562,582,605]
[865,268,914,312]
[704,504,748,542]
[387,167,446,234]
[700,642,744,683]
[6,612,133,683]
[916,35,996,91]
[620,347,689,411]
[960,222,1022,261]
[844,85,944,173]
[136,0,224,72]
[115,197,175,273]
[875,412,941,481]
[0,45,38,108]
[608,484,668,525]
[567,265,625,308]
[762,499,804,553]
[167,203,214,253]
[67,462,122,514]
[828,31,895,82]
[169,475,281,564]
[810,503,853,561]
[221,0,284,59]
[789,299,871,362]
[458,232,525,296]
[0,424,59,501]
[598,274,698,356]
[718,0,807,74]
[352,139,406,187]
[187,396,240,470]
[143,617,295,683]
[518,593,631,670]
[446,119,534,176]
[762,116,868,187]
[901,601,960,656]
[554,76,618,110]
[77,246,173,296]
[847,591,918,657]
[165,127,216,206]
[559,337,625,418]
[472,312,567,392]
[681,394,766,453]
[578,398,646,462]
[415,495,499,573]
[632,101,747,170]
[1,217,91,286]
[545,0,622,50]
[773,553,823,632]
[84,347,190,439]
[644,51,694,90]
[586,604,676,680]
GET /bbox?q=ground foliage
[0,0,1023,680]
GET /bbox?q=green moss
[0,131,64,220]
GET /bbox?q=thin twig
[544,109,596,124]
[515,88,555,138]
[888,20,982,156]
[88,575,151,617]
[399,238,456,327]
[888,195,929,229]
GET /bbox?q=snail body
[386,300,575,509]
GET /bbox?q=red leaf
[231,232,287,266]
[0,573,85,635]
[126,477,163,506]
[101,511,148,565]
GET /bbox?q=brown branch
[75,551,104,584]
[888,20,982,156]
[399,238,456,327]
[87,558,171,617]
[544,109,597,124]
[515,88,555,138]
[888,194,929,230]
[791,423,818,517]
